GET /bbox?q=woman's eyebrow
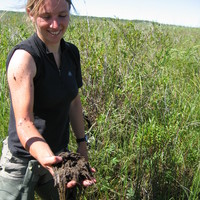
[39,10,68,16]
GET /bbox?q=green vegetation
[0,11,200,199]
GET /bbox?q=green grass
[0,11,200,199]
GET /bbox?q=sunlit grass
[0,11,200,199]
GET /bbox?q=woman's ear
[27,8,35,22]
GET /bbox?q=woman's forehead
[39,0,69,13]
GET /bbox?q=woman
[0,0,95,199]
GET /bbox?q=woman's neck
[47,45,61,67]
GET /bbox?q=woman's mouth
[49,30,60,36]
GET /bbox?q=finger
[46,166,55,176]
[42,156,62,166]
[54,156,63,164]
[90,167,96,173]
[82,179,96,187]
[92,178,97,183]
[42,156,62,176]
[66,180,76,188]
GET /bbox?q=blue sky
[0,0,200,27]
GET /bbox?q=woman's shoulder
[62,39,79,55]
[7,49,36,80]
[6,34,40,69]
[66,42,78,50]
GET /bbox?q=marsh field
[0,11,200,199]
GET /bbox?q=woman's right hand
[39,155,63,176]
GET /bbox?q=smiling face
[29,0,70,48]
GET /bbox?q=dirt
[52,152,94,200]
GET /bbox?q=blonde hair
[26,0,72,18]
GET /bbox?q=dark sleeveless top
[6,33,82,158]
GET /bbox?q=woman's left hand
[66,167,96,188]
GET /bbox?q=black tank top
[6,33,82,158]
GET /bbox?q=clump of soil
[52,152,94,200]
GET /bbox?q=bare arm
[7,50,61,174]
[69,94,88,161]
[68,94,97,187]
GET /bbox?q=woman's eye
[40,14,51,19]
[59,14,68,18]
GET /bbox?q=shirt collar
[33,33,67,55]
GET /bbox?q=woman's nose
[50,19,59,29]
